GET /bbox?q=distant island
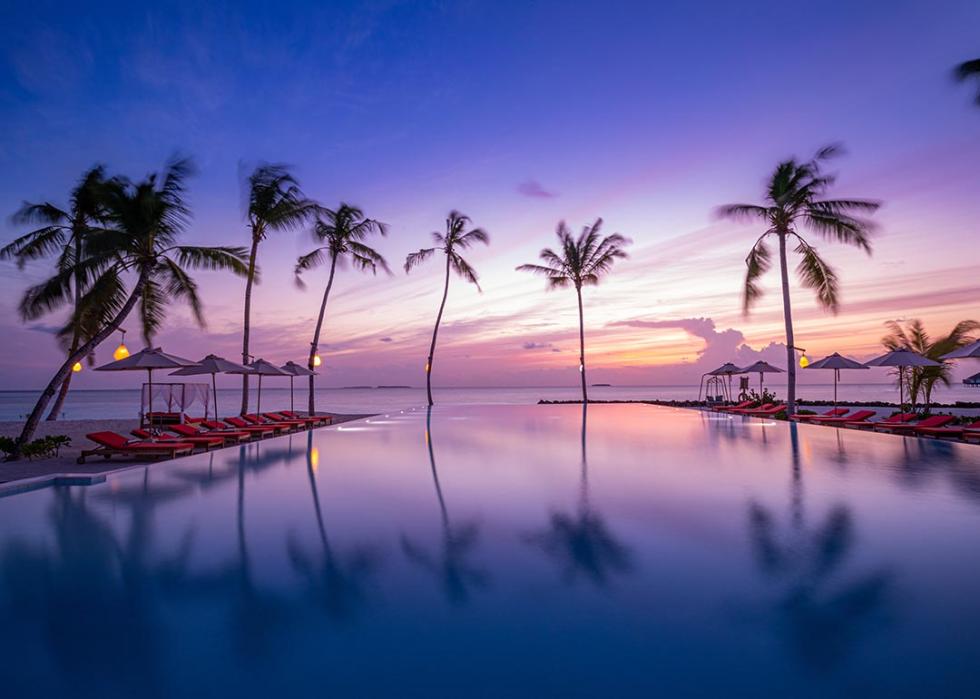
[591,383,612,387]
[377,385,412,389]
[340,386,373,389]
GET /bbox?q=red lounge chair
[715,401,755,413]
[131,428,224,451]
[279,410,332,426]
[916,420,980,439]
[791,408,849,422]
[849,412,915,430]
[733,402,774,415]
[261,412,317,429]
[170,423,252,444]
[198,418,273,438]
[78,431,195,464]
[243,414,303,431]
[741,404,786,417]
[810,410,877,426]
[876,415,955,435]
[223,416,283,436]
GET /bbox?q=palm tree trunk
[240,235,259,415]
[777,232,796,415]
[425,253,451,407]
[307,252,338,415]
[11,267,148,459]
[576,286,588,404]
[47,235,84,421]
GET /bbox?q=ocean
[1,383,978,421]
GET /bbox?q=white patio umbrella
[863,348,941,409]
[234,358,289,414]
[170,354,251,419]
[280,361,316,413]
[740,360,784,397]
[95,348,199,425]
[804,352,869,407]
[965,372,980,387]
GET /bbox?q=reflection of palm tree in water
[401,407,489,605]
[528,404,632,587]
[0,479,194,697]
[747,423,890,671]
[287,430,379,621]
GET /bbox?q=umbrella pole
[147,368,154,433]
[212,373,218,421]
[258,374,262,414]
[834,369,838,408]
[899,367,904,411]
[290,376,295,413]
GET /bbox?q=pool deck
[0,413,371,493]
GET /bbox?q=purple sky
[1,1,979,390]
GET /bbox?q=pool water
[2,404,980,697]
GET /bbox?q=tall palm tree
[516,219,630,403]
[1,166,114,420]
[718,145,879,416]
[881,319,979,411]
[10,157,249,457]
[954,58,980,105]
[239,164,317,414]
[295,204,389,414]
[404,211,489,407]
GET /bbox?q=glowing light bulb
[799,354,810,369]
[72,362,83,373]
[425,362,431,373]
[113,342,129,361]
[312,353,322,368]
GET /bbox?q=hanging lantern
[72,361,83,373]
[312,353,322,368]
[113,329,130,361]
[799,353,810,369]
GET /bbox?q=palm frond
[347,240,391,275]
[742,235,771,314]
[794,238,840,312]
[717,204,771,223]
[10,202,68,227]
[139,277,167,346]
[294,247,330,288]
[404,247,436,273]
[159,257,205,327]
[173,246,250,276]
[450,253,481,290]
[455,228,490,249]
[0,226,68,268]
[954,58,980,104]
[65,267,127,346]
[18,268,76,321]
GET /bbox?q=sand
[0,414,370,486]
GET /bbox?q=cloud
[523,341,558,350]
[517,179,557,199]
[379,336,393,342]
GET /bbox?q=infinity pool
[2,404,980,697]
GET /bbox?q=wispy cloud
[517,179,557,199]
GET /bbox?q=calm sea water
[2,403,980,696]
[2,383,978,421]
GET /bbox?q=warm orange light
[312,353,322,368]
[72,361,83,373]
[425,362,431,373]
[113,343,130,361]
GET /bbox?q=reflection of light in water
[310,446,319,472]
[743,421,779,427]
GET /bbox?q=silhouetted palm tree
[526,404,632,586]
[517,219,630,403]
[401,407,489,604]
[1,166,114,420]
[239,164,317,414]
[11,157,250,456]
[718,146,879,415]
[404,211,489,406]
[954,58,980,105]
[881,318,979,410]
[295,204,390,414]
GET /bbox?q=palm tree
[239,164,317,414]
[881,319,979,411]
[516,219,630,403]
[404,211,489,407]
[718,145,879,416]
[1,166,114,421]
[10,157,250,457]
[295,204,390,414]
[954,58,980,105]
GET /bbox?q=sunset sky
[1,0,978,390]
